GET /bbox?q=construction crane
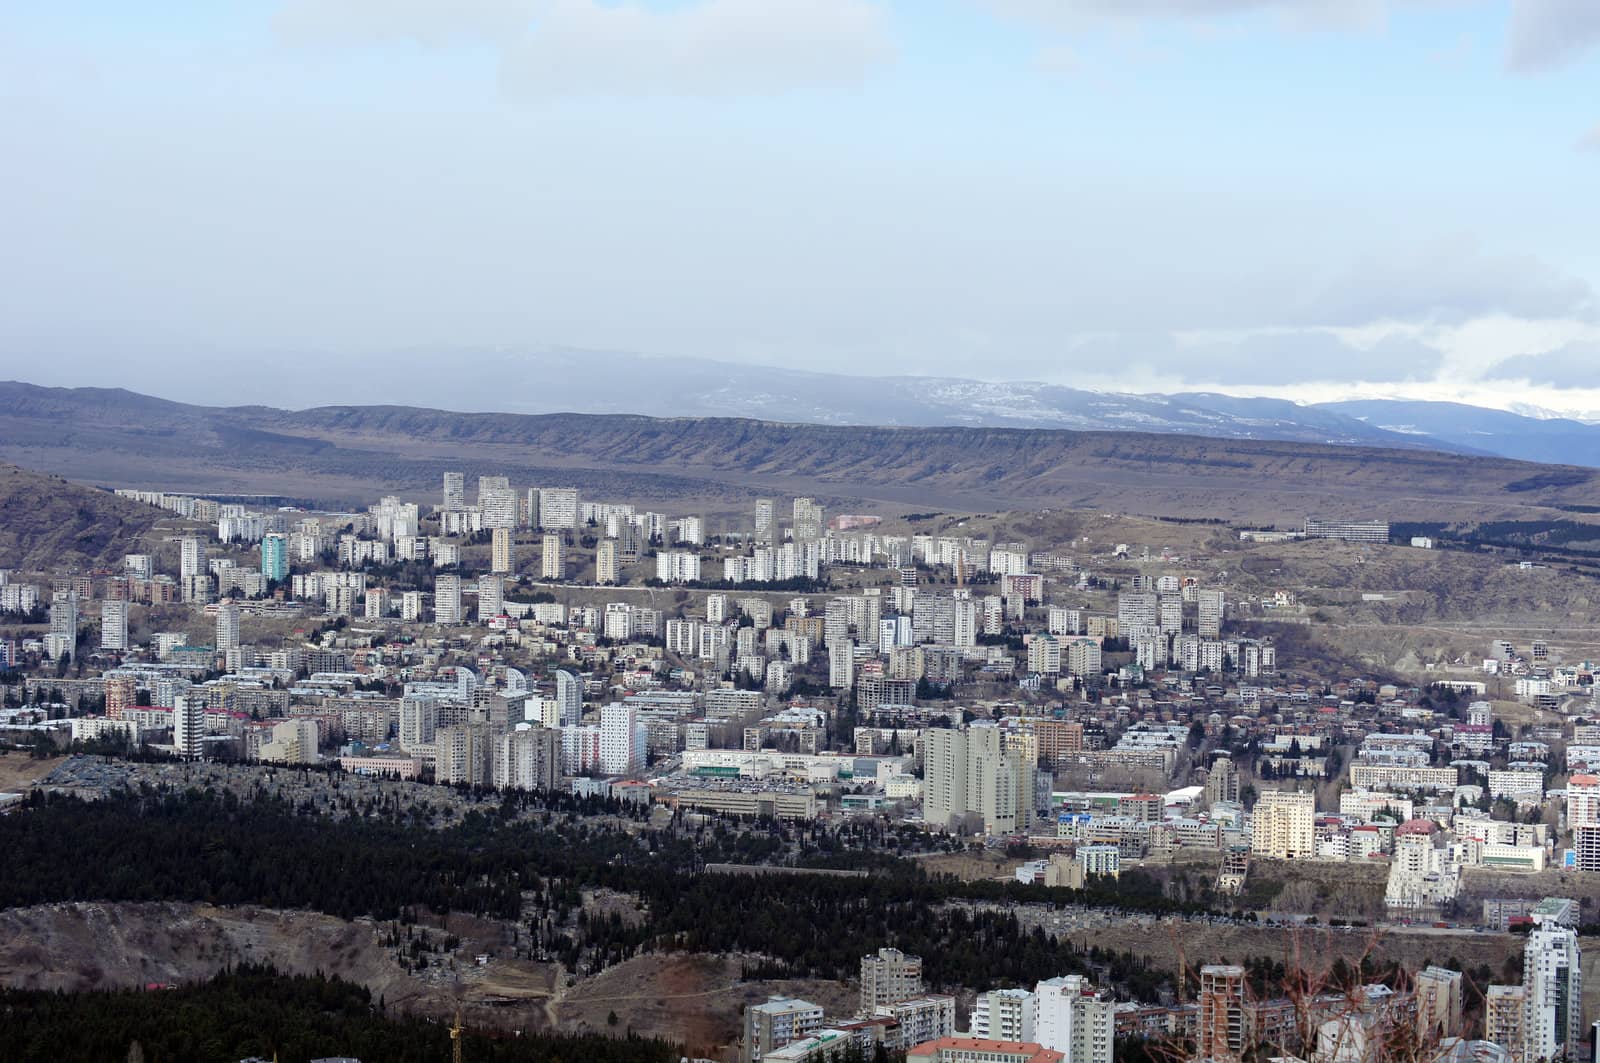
[450,1009,464,1063]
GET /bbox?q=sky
[2,0,1598,415]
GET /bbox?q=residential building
[538,488,579,530]
[879,997,958,1050]
[215,600,241,652]
[743,997,824,1063]
[1198,965,1247,1063]
[477,574,503,622]
[491,527,513,574]
[596,539,620,584]
[494,725,561,792]
[1485,986,1525,1063]
[259,719,319,764]
[923,724,1033,835]
[1198,589,1224,638]
[541,534,565,580]
[554,669,583,728]
[1251,789,1315,860]
[173,694,205,759]
[261,532,289,583]
[1415,965,1465,1042]
[1034,975,1114,1063]
[434,574,462,625]
[861,947,924,1013]
[599,702,646,776]
[180,536,204,579]
[1523,926,1583,1062]
[971,989,1036,1044]
[442,470,465,511]
[99,599,129,651]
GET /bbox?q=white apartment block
[541,534,565,580]
[1035,975,1115,1063]
[538,488,579,529]
[99,599,129,651]
[655,551,701,583]
[969,988,1035,1043]
[433,574,462,625]
[1251,789,1315,860]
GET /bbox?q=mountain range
[2,380,1599,528]
[161,349,1600,468]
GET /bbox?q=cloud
[1063,329,1444,386]
[274,0,535,47]
[984,0,1394,33]
[1287,241,1596,327]
[274,0,892,97]
[1506,0,1600,72]
[1580,123,1600,152]
[1485,342,1600,386]
[501,0,892,98]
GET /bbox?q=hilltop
[0,463,165,573]
[3,381,1600,524]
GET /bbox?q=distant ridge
[1,381,1597,526]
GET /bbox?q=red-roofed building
[906,1038,1065,1063]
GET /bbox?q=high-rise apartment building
[922,724,1032,835]
[538,488,579,530]
[1198,589,1225,639]
[399,695,437,752]
[555,669,583,727]
[494,725,562,791]
[1485,985,1526,1061]
[491,526,513,574]
[541,534,565,580]
[599,702,646,776]
[1034,976,1115,1063]
[477,574,504,622]
[792,497,824,543]
[436,724,494,786]
[1523,926,1583,1062]
[596,539,620,584]
[442,471,465,511]
[43,592,75,661]
[479,480,517,530]
[260,532,289,583]
[401,590,424,622]
[215,600,241,652]
[1567,774,1599,831]
[1251,789,1315,860]
[180,536,204,579]
[860,948,924,1013]
[1198,965,1247,1063]
[99,599,129,651]
[754,498,775,544]
[433,573,462,625]
[173,693,206,759]
[1033,720,1084,766]
[1206,753,1242,807]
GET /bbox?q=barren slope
[4,382,1600,523]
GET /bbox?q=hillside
[0,463,164,573]
[3,382,1600,524]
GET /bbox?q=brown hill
[3,381,1600,524]
[0,462,163,573]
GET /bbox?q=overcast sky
[2,1,1598,414]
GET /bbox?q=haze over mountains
[4,379,1600,527]
[18,350,1600,468]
